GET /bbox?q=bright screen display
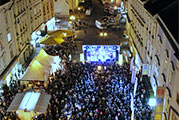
[83,45,120,62]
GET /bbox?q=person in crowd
[0,40,152,120]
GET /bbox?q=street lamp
[62,32,67,37]
[99,32,103,37]
[103,32,107,37]
[99,32,108,37]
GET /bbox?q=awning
[48,29,73,38]
[21,60,50,81]
[7,92,51,113]
[35,49,55,67]
[40,36,65,46]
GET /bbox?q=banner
[154,87,165,120]
[142,64,150,75]
[131,67,136,84]
[133,77,138,97]
[130,57,134,71]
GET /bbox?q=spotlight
[97,66,102,71]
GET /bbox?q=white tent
[36,49,55,67]
[7,92,51,120]
[35,49,61,73]
[21,60,50,81]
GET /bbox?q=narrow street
[73,0,128,61]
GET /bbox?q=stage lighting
[97,66,102,71]
[148,98,156,107]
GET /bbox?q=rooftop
[145,0,178,44]
[0,0,10,6]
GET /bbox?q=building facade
[42,0,55,23]
[0,0,55,88]
[126,0,178,119]
[0,2,17,82]
[54,0,69,17]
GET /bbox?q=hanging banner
[131,67,136,84]
[154,87,165,120]
[130,57,134,71]
[142,64,150,75]
[133,77,138,97]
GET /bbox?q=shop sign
[142,64,150,75]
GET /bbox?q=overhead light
[97,66,102,71]
[114,6,117,10]
[148,98,156,107]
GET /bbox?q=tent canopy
[48,29,73,38]
[40,36,65,46]
[21,60,50,81]
[7,92,51,113]
[35,49,55,67]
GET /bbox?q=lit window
[7,33,11,42]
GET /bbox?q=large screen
[82,45,120,62]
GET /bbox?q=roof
[145,0,178,46]
[0,0,10,6]
[7,92,51,113]
[144,0,176,15]
[158,1,178,42]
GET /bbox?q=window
[155,54,160,66]
[165,49,169,58]
[171,61,175,71]
[7,33,11,42]
[158,35,162,44]
[10,47,14,58]
[0,33,4,50]
[177,93,179,105]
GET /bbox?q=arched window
[162,73,166,82]
[165,49,169,58]
[155,54,160,66]
[171,61,175,71]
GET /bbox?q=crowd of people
[0,80,24,120]
[0,41,153,120]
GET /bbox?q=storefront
[0,45,31,89]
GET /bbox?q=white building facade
[126,0,179,119]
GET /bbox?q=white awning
[7,92,51,113]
